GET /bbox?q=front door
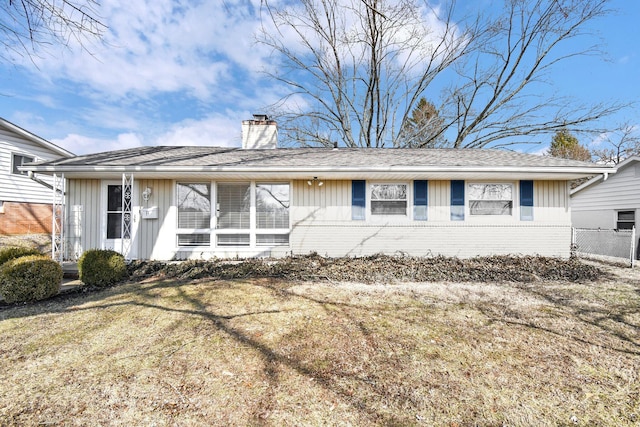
[104,182,124,252]
[102,180,137,258]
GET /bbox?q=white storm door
[103,181,124,253]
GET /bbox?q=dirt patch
[0,234,51,254]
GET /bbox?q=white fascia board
[27,164,615,181]
[0,118,74,158]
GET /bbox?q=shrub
[78,249,127,287]
[0,246,42,267]
[0,255,62,303]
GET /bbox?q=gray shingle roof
[27,146,613,181]
[32,146,605,169]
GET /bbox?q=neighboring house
[571,156,640,230]
[25,116,611,261]
[0,118,74,235]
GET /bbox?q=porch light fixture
[307,177,323,186]
[142,187,152,201]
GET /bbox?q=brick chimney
[241,114,277,149]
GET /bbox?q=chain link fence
[572,228,637,267]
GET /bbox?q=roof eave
[26,164,614,181]
[0,118,74,158]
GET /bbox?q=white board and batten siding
[571,161,640,229]
[67,177,573,260]
[291,180,572,258]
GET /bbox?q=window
[217,183,250,229]
[617,211,635,230]
[256,183,290,246]
[177,183,211,246]
[256,183,290,229]
[12,154,34,175]
[176,181,290,248]
[468,183,513,216]
[370,184,407,215]
[106,185,122,239]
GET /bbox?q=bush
[0,255,62,303]
[0,246,42,267]
[78,249,127,287]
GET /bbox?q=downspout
[28,171,64,194]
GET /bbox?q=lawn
[0,261,639,426]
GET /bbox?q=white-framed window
[177,182,212,246]
[370,183,408,216]
[468,183,513,216]
[176,181,290,248]
[12,153,35,175]
[616,210,635,230]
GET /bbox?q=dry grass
[0,262,639,426]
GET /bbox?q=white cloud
[153,113,246,147]
[27,0,270,100]
[52,132,144,155]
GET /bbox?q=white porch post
[121,173,134,261]
[52,173,65,263]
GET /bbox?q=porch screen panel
[217,183,250,229]
[256,183,290,229]
[177,183,211,228]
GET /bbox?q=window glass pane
[177,183,211,229]
[107,213,122,239]
[217,234,250,246]
[107,185,122,212]
[470,201,513,215]
[256,183,290,229]
[469,184,513,216]
[370,184,407,216]
[617,210,635,230]
[12,154,34,175]
[256,234,290,246]
[371,200,407,215]
[618,211,635,221]
[217,183,250,229]
[177,234,210,246]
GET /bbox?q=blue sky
[0,0,638,155]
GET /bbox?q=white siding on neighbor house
[0,128,63,204]
[571,162,640,229]
[572,163,640,211]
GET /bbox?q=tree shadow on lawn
[0,277,415,425]
[2,270,640,424]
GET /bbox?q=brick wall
[0,202,52,235]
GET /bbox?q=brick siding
[0,202,52,235]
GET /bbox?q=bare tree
[591,123,640,165]
[445,0,623,149]
[259,0,473,148]
[259,0,626,149]
[0,0,106,61]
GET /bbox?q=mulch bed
[127,253,606,284]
